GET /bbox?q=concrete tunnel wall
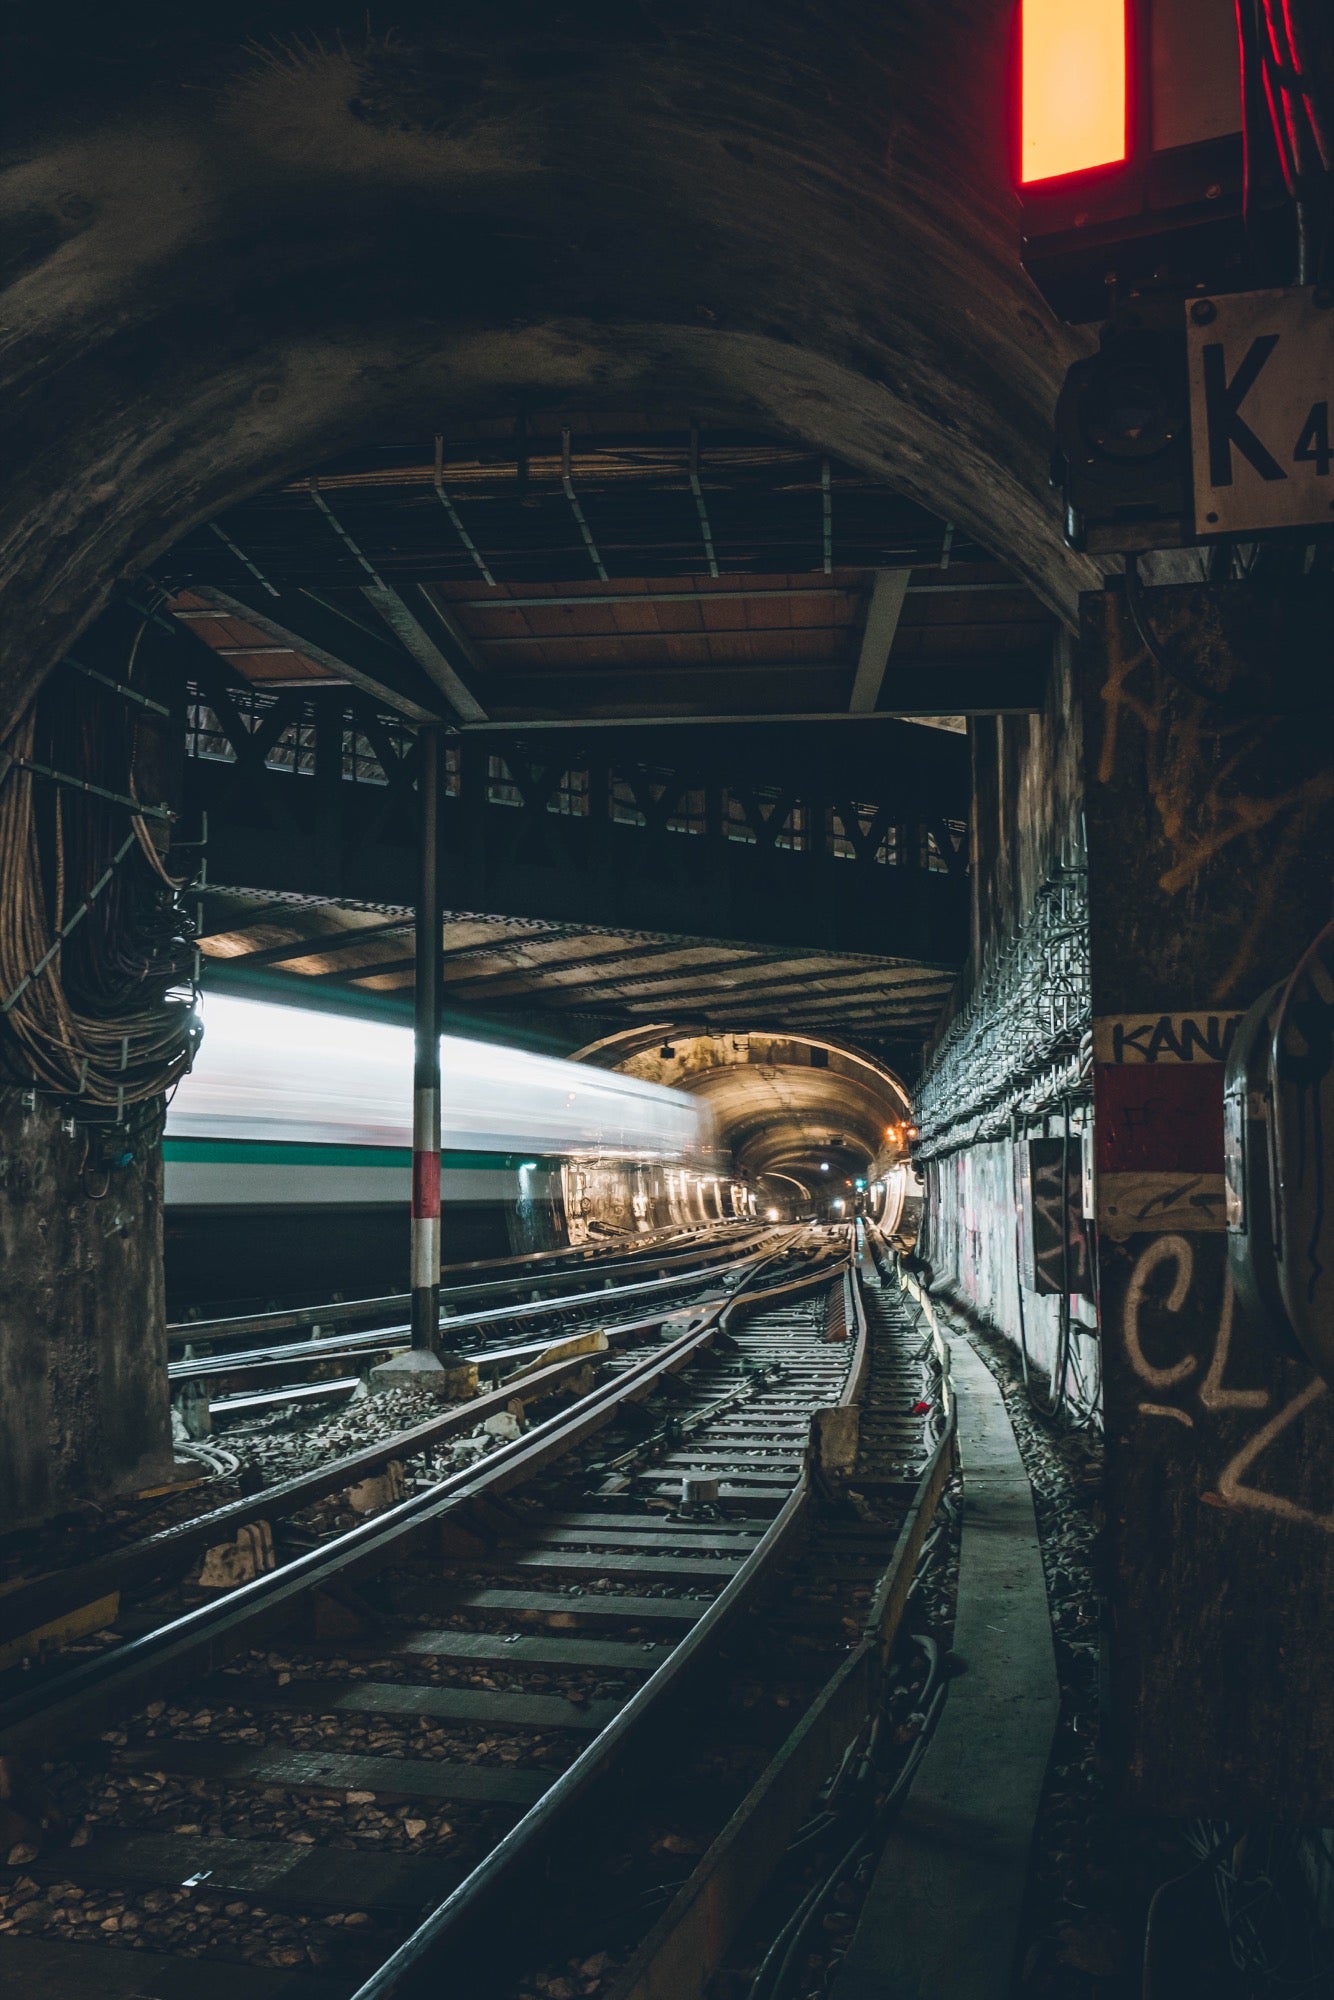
[0,1093,172,1528]
[0,0,1101,727]
[921,632,1087,1373]
[575,1027,915,1207]
[0,1,1105,1516]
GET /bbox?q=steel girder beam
[189,587,460,723]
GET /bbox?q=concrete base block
[368,1348,478,1399]
[368,1347,447,1394]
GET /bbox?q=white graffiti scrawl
[1122,1234,1333,1532]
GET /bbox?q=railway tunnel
[2,3,1333,1996]
[575,1027,918,1227]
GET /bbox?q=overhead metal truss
[180,672,968,1056]
[160,430,994,596]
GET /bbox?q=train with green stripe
[164,993,721,1317]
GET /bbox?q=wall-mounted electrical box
[1020,1137,1095,1297]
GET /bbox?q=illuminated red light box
[1018,0,1251,323]
[1021,0,1128,184]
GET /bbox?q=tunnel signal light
[1020,0,1128,185]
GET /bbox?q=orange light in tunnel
[1021,0,1127,184]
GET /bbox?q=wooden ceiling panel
[159,436,1054,726]
[195,892,953,1052]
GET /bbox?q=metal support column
[410,726,443,1350]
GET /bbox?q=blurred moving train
[164,993,723,1317]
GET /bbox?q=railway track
[0,1233,805,1661]
[0,1229,784,1605]
[169,1224,767,1361]
[0,1233,955,2000]
[168,1225,778,1421]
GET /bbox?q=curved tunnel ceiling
[575,1026,911,1186]
[1,0,1100,725]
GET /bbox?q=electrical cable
[0,641,200,1115]
[748,1645,949,2000]
[172,1440,243,1482]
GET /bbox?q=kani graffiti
[1121,1233,1334,1533]
[1107,1014,1241,1065]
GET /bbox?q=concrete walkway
[831,1333,1059,2000]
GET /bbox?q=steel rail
[0,1244,827,1746]
[167,1223,767,1354]
[0,1344,604,1653]
[596,1254,956,2000]
[343,1261,864,2000]
[2,1239,807,1651]
[203,1309,702,1414]
[164,1247,781,1386]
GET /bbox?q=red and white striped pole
[410,726,443,1351]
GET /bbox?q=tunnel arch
[572,1024,913,1202]
[0,1,1100,731]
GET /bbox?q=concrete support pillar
[0,1089,171,1526]
[1082,580,1334,1819]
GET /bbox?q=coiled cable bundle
[0,634,200,1115]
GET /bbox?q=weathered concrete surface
[927,1137,1069,1385]
[968,634,1085,972]
[832,1333,1058,2000]
[0,1090,172,1527]
[924,635,1086,1364]
[1082,585,1334,1821]
[0,2,1100,728]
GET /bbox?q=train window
[722,789,757,844]
[486,754,524,807]
[773,797,809,854]
[185,690,237,765]
[344,730,380,784]
[263,711,317,779]
[922,819,968,873]
[342,712,418,787]
[828,803,898,866]
[547,767,590,817]
[186,683,315,778]
[610,773,647,827]
[664,786,706,837]
[612,768,648,824]
[723,786,810,852]
[610,766,705,836]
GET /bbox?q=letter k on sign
[1187,288,1334,536]
[1202,336,1285,486]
